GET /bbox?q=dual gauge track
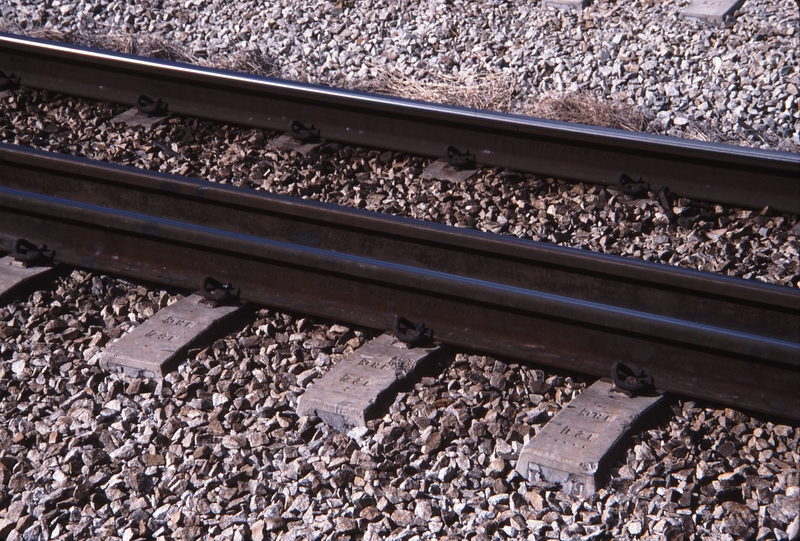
[1,33,799,420]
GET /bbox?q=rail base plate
[297,333,442,433]
[94,294,244,379]
[516,379,665,497]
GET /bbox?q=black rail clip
[0,71,21,91]
[137,94,169,117]
[200,277,241,307]
[611,362,655,398]
[13,238,54,268]
[393,315,433,348]
[445,145,476,170]
[290,120,321,143]
[617,173,649,197]
[657,186,677,223]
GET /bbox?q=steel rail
[1,145,798,419]
[1,32,799,214]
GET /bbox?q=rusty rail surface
[1,144,798,419]
[1,32,799,213]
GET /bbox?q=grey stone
[486,457,507,478]
[0,518,15,538]
[787,515,799,541]
[516,379,665,497]
[335,517,358,532]
[263,515,285,532]
[110,443,136,460]
[250,520,265,541]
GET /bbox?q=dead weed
[525,90,655,132]
[355,66,517,112]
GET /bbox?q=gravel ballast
[0,0,799,540]
[1,271,799,541]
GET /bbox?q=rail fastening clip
[611,361,655,398]
[12,238,54,268]
[201,277,241,307]
[393,315,433,348]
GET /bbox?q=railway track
[1,142,799,420]
[1,34,799,420]
[1,30,799,541]
[2,32,799,213]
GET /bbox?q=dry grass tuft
[357,71,661,135]
[0,22,194,63]
[525,90,655,132]
[356,66,517,112]
[0,22,276,75]
[0,25,67,44]
[75,31,195,63]
[212,49,276,77]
